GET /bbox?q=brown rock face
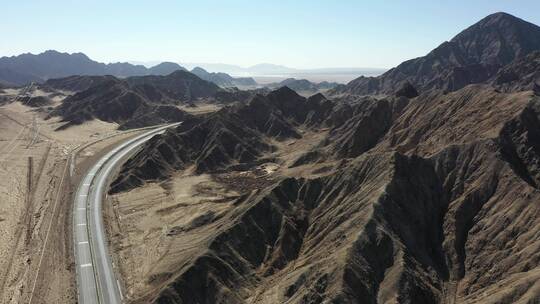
[110,83,540,304]
[490,51,540,92]
[395,81,419,98]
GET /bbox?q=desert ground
[0,88,152,303]
[104,127,338,303]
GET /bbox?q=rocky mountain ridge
[0,50,187,86]
[106,12,540,304]
[331,12,540,97]
[111,84,540,304]
[109,86,335,192]
[49,71,222,129]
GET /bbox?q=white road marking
[117,279,124,300]
[78,241,89,245]
[80,263,92,268]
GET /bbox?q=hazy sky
[2,1,540,69]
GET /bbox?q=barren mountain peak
[331,11,540,97]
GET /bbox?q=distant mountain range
[0,51,188,86]
[190,67,257,87]
[332,12,540,96]
[0,51,263,89]
[266,78,339,94]
[181,62,386,77]
[0,50,384,87]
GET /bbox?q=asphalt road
[73,123,179,304]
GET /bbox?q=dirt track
[0,104,76,303]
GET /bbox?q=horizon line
[0,49,392,71]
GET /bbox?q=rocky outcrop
[325,98,394,158]
[490,51,540,92]
[395,81,419,98]
[498,99,540,187]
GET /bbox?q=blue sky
[2,1,540,68]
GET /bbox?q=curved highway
[73,123,179,304]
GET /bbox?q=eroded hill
[106,82,540,304]
[45,70,271,130]
[50,76,194,130]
